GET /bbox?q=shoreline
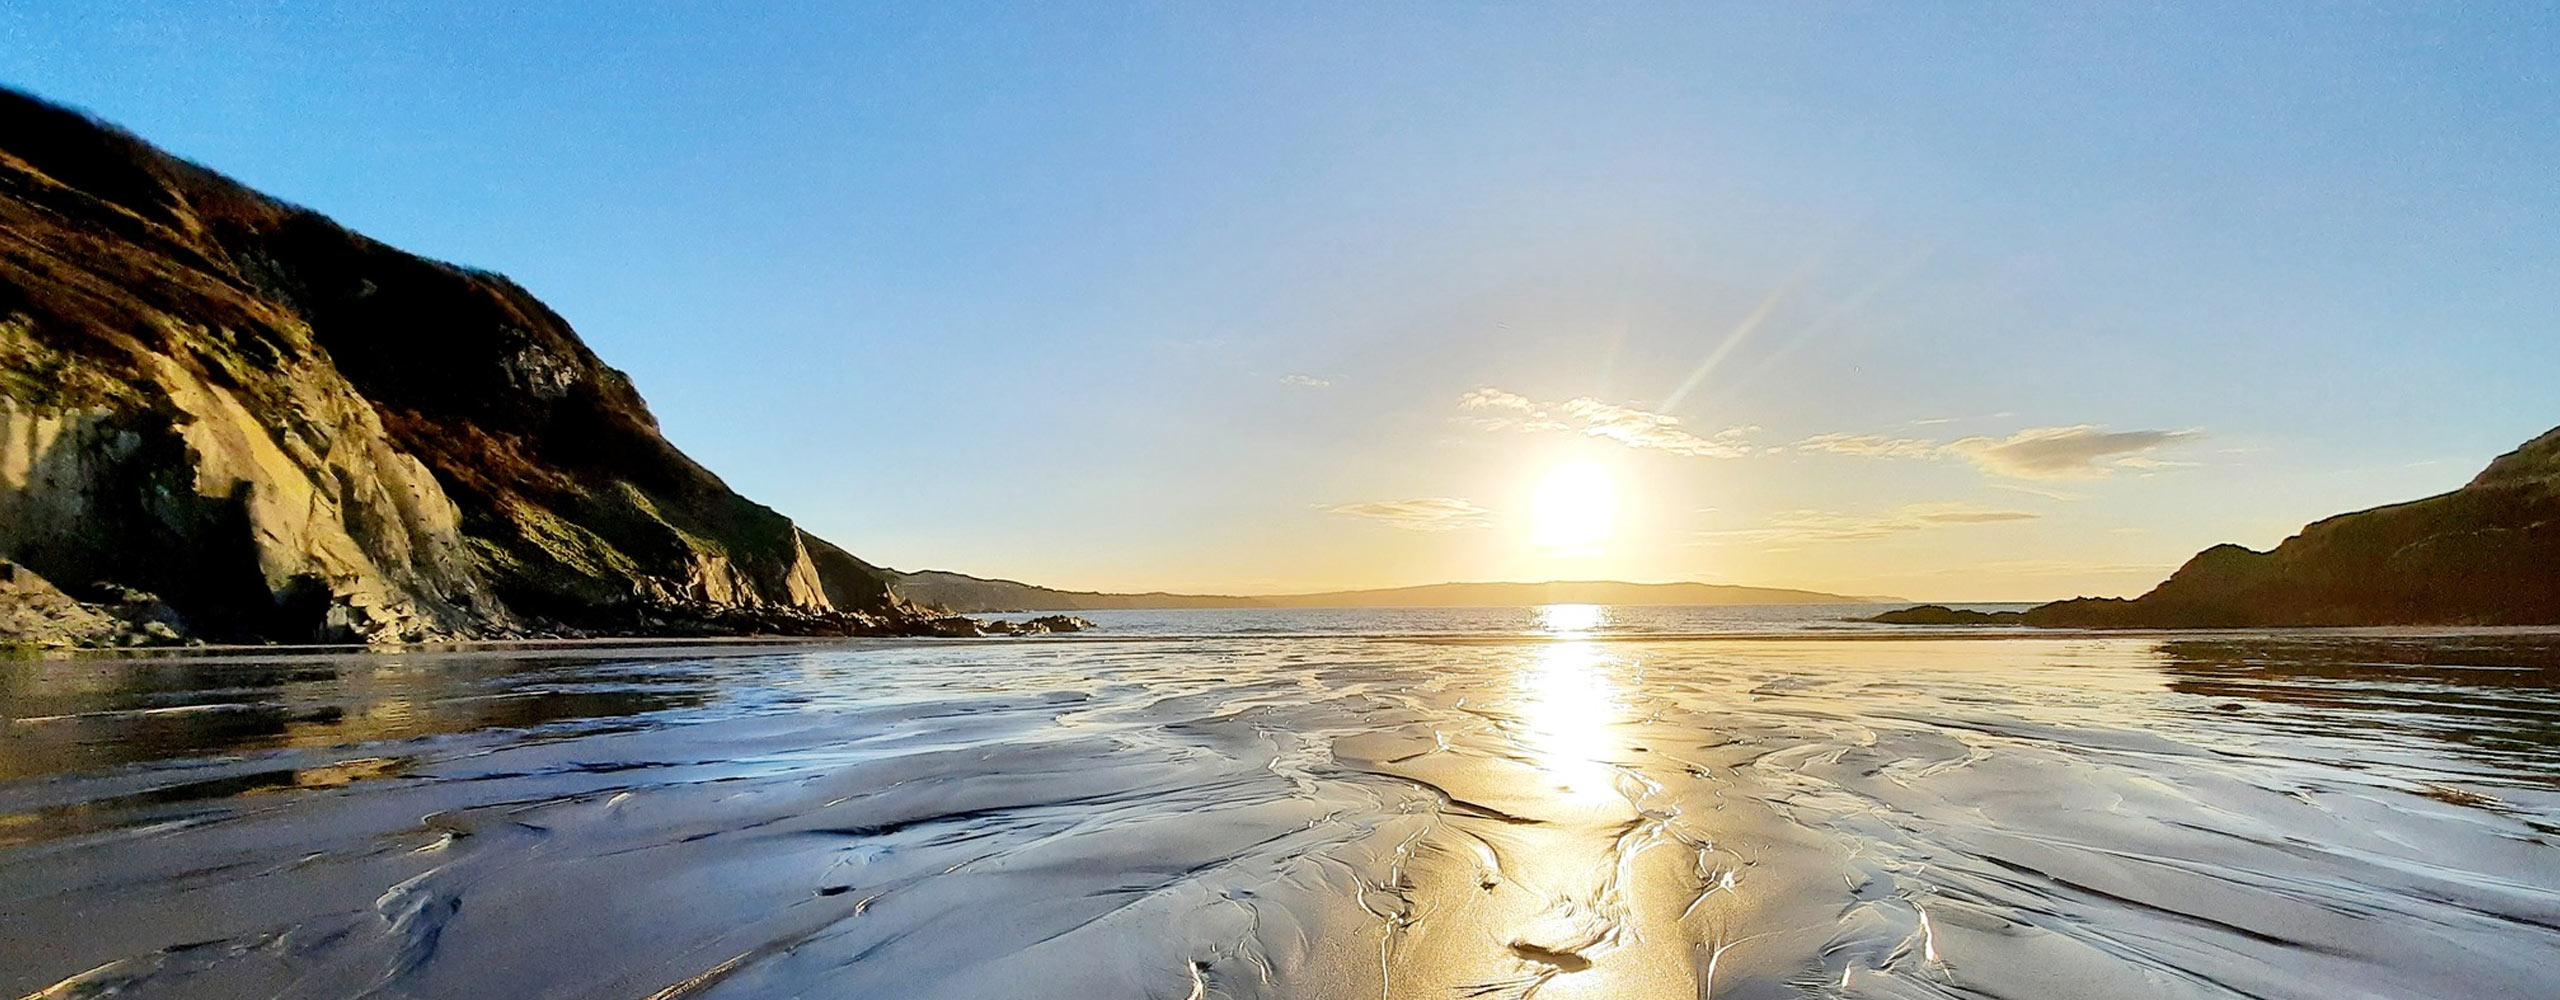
[10,621,2560,663]
[0,632,1061,662]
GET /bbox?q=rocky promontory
[1872,424,2560,629]
[0,88,967,646]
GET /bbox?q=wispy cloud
[1692,502,2039,544]
[1987,482,2091,502]
[1908,411,2014,428]
[1904,501,2046,524]
[1460,387,1525,408]
[1460,387,1754,458]
[1794,433,1940,459]
[2111,455,2197,470]
[1279,374,1332,388]
[1463,385,2199,480]
[1792,425,2205,480]
[1321,497,1491,532]
[1944,426,2205,480]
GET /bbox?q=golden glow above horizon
[1530,461,1617,557]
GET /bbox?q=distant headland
[884,572,1891,613]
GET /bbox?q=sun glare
[1531,461,1616,555]
[1537,602,1606,634]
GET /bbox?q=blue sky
[5,3,2554,599]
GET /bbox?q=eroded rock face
[0,88,908,643]
[0,335,492,641]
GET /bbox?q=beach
[4,607,2558,999]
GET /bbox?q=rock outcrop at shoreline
[1872,424,2560,629]
[0,560,190,649]
[0,88,940,645]
[1867,604,2026,626]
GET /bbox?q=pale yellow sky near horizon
[894,387,2504,604]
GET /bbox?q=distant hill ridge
[887,571,1884,612]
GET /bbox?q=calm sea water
[978,602,1971,637]
[3,605,2558,999]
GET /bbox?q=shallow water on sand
[5,611,2560,999]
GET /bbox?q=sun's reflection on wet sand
[1516,633,1628,805]
[1307,607,1859,999]
[1315,606,1719,999]
[1521,602,1629,805]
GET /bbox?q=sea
[3,604,2557,999]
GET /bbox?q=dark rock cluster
[0,560,191,648]
[1864,604,2025,626]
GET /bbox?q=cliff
[2023,425,2560,627]
[0,88,914,644]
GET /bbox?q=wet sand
[4,625,2559,998]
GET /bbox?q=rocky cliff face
[2028,425,2560,627]
[0,88,910,644]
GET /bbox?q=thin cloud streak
[1794,433,1939,459]
[1946,426,2206,480]
[1465,387,2200,481]
[1987,482,2092,502]
[1793,425,2206,480]
[1321,497,1491,532]
[1692,502,2039,544]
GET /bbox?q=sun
[1531,460,1617,555]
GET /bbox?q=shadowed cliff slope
[2024,425,2560,627]
[0,88,907,643]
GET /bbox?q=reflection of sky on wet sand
[0,649,721,783]
[5,625,2560,999]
